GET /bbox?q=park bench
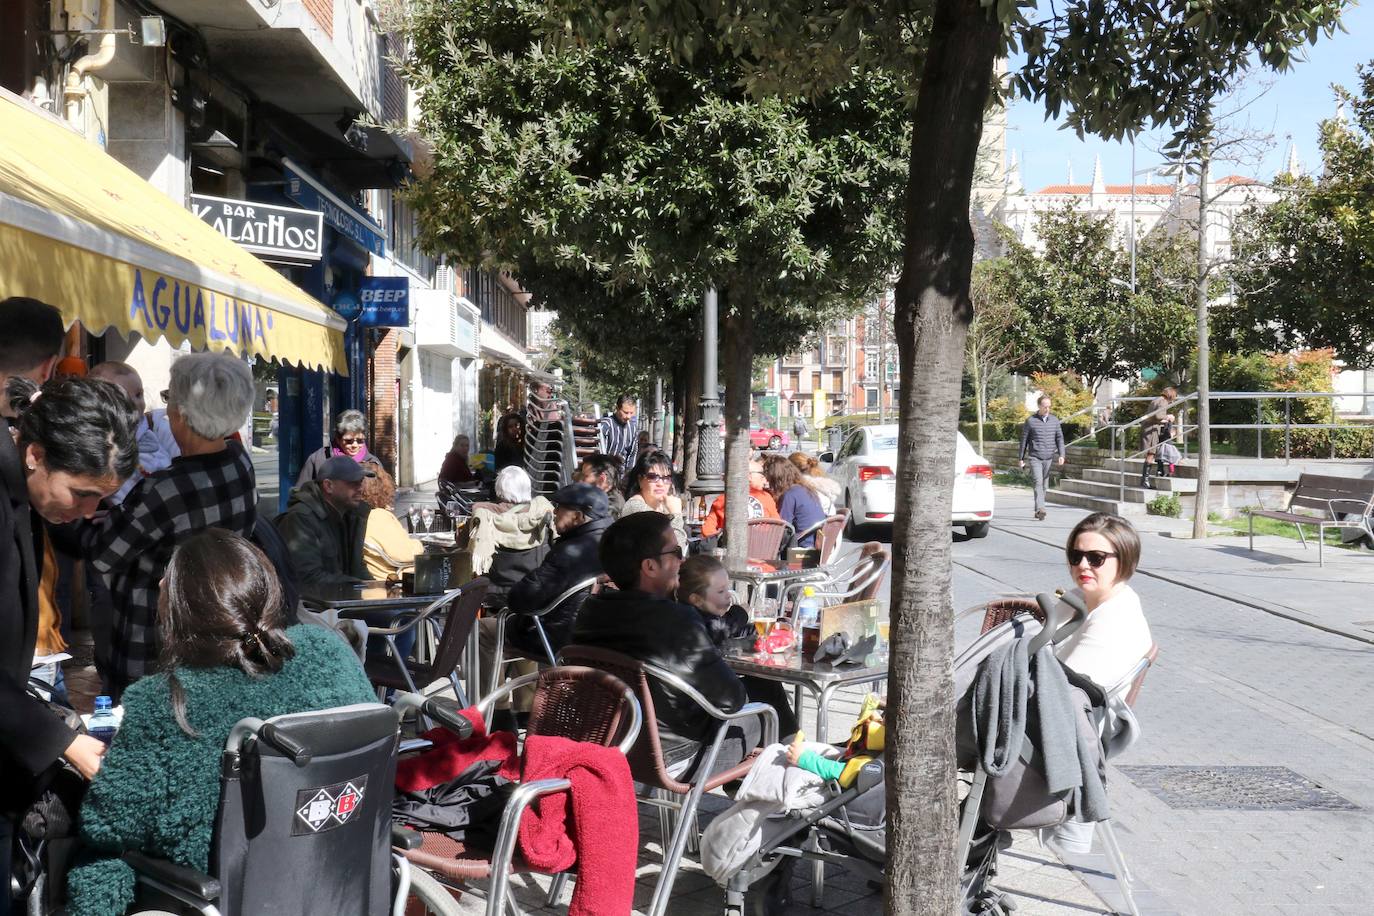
[1248,473,1374,567]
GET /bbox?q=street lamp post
[691,286,724,497]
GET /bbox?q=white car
[823,424,994,538]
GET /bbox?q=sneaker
[1035,510,1046,520]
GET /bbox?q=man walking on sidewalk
[1019,395,1065,520]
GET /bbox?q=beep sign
[358,277,410,328]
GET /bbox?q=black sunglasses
[1066,549,1117,568]
[651,545,685,561]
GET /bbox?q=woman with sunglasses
[296,409,386,486]
[621,449,688,550]
[1055,513,1153,695]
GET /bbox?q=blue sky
[1007,2,1374,190]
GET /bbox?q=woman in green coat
[66,529,376,916]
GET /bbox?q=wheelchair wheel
[405,865,466,916]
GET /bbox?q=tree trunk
[1191,144,1212,539]
[887,1,1001,913]
[722,296,755,571]
[682,335,703,486]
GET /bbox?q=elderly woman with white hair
[83,351,260,697]
[468,466,551,609]
[296,408,386,486]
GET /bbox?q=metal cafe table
[726,565,829,617]
[299,581,481,702]
[724,647,887,744]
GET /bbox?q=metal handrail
[1048,388,1371,504]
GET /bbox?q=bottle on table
[88,695,118,746]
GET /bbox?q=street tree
[1225,61,1374,368]
[558,0,1350,911]
[401,0,908,566]
[965,258,1029,453]
[997,208,1194,391]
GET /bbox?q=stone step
[1044,488,1147,515]
[1081,468,1198,492]
[1099,457,1199,478]
[1058,478,1160,503]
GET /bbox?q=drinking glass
[420,507,435,532]
[408,507,422,533]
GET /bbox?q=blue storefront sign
[282,159,386,258]
[332,291,362,321]
[358,276,410,328]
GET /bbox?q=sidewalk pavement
[992,484,1374,645]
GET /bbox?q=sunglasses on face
[1066,549,1117,569]
[645,473,672,483]
[652,545,685,561]
[339,436,366,445]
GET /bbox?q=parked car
[750,427,790,450]
[822,424,994,538]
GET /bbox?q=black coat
[0,421,77,813]
[274,482,369,587]
[570,590,746,741]
[507,515,611,655]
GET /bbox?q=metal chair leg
[1097,821,1140,916]
[648,782,708,916]
[545,872,570,907]
[955,769,989,869]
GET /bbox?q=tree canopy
[993,208,1194,389]
[403,0,908,344]
[1223,61,1374,367]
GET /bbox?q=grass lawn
[1214,512,1364,549]
[993,469,1031,487]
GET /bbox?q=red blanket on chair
[519,735,638,916]
[394,710,638,916]
[395,707,520,792]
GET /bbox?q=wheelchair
[123,703,462,916]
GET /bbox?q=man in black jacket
[480,484,611,721]
[275,455,372,587]
[1019,394,1066,521]
[506,483,611,655]
[570,512,752,763]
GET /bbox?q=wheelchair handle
[422,697,475,739]
[259,722,312,767]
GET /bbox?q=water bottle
[797,587,821,629]
[89,695,118,746]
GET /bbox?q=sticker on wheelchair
[293,776,368,835]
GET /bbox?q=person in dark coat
[571,512,757,774]
[296,409,387,487]
[506,483,612,655]
[275,456,373,588]
[478,484,610,712]
[0,350,142,915]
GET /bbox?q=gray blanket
[972,637,1110,822]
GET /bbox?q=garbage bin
[827,424,844,456]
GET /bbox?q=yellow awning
[0,91,347,374]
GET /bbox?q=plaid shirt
[88,440,257,691]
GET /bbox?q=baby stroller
[712,593,1149,916]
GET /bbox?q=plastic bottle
[88,695,118,746]
[797,587,821,629]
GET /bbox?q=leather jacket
[507,514,612,655]
[571,589,746,740]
